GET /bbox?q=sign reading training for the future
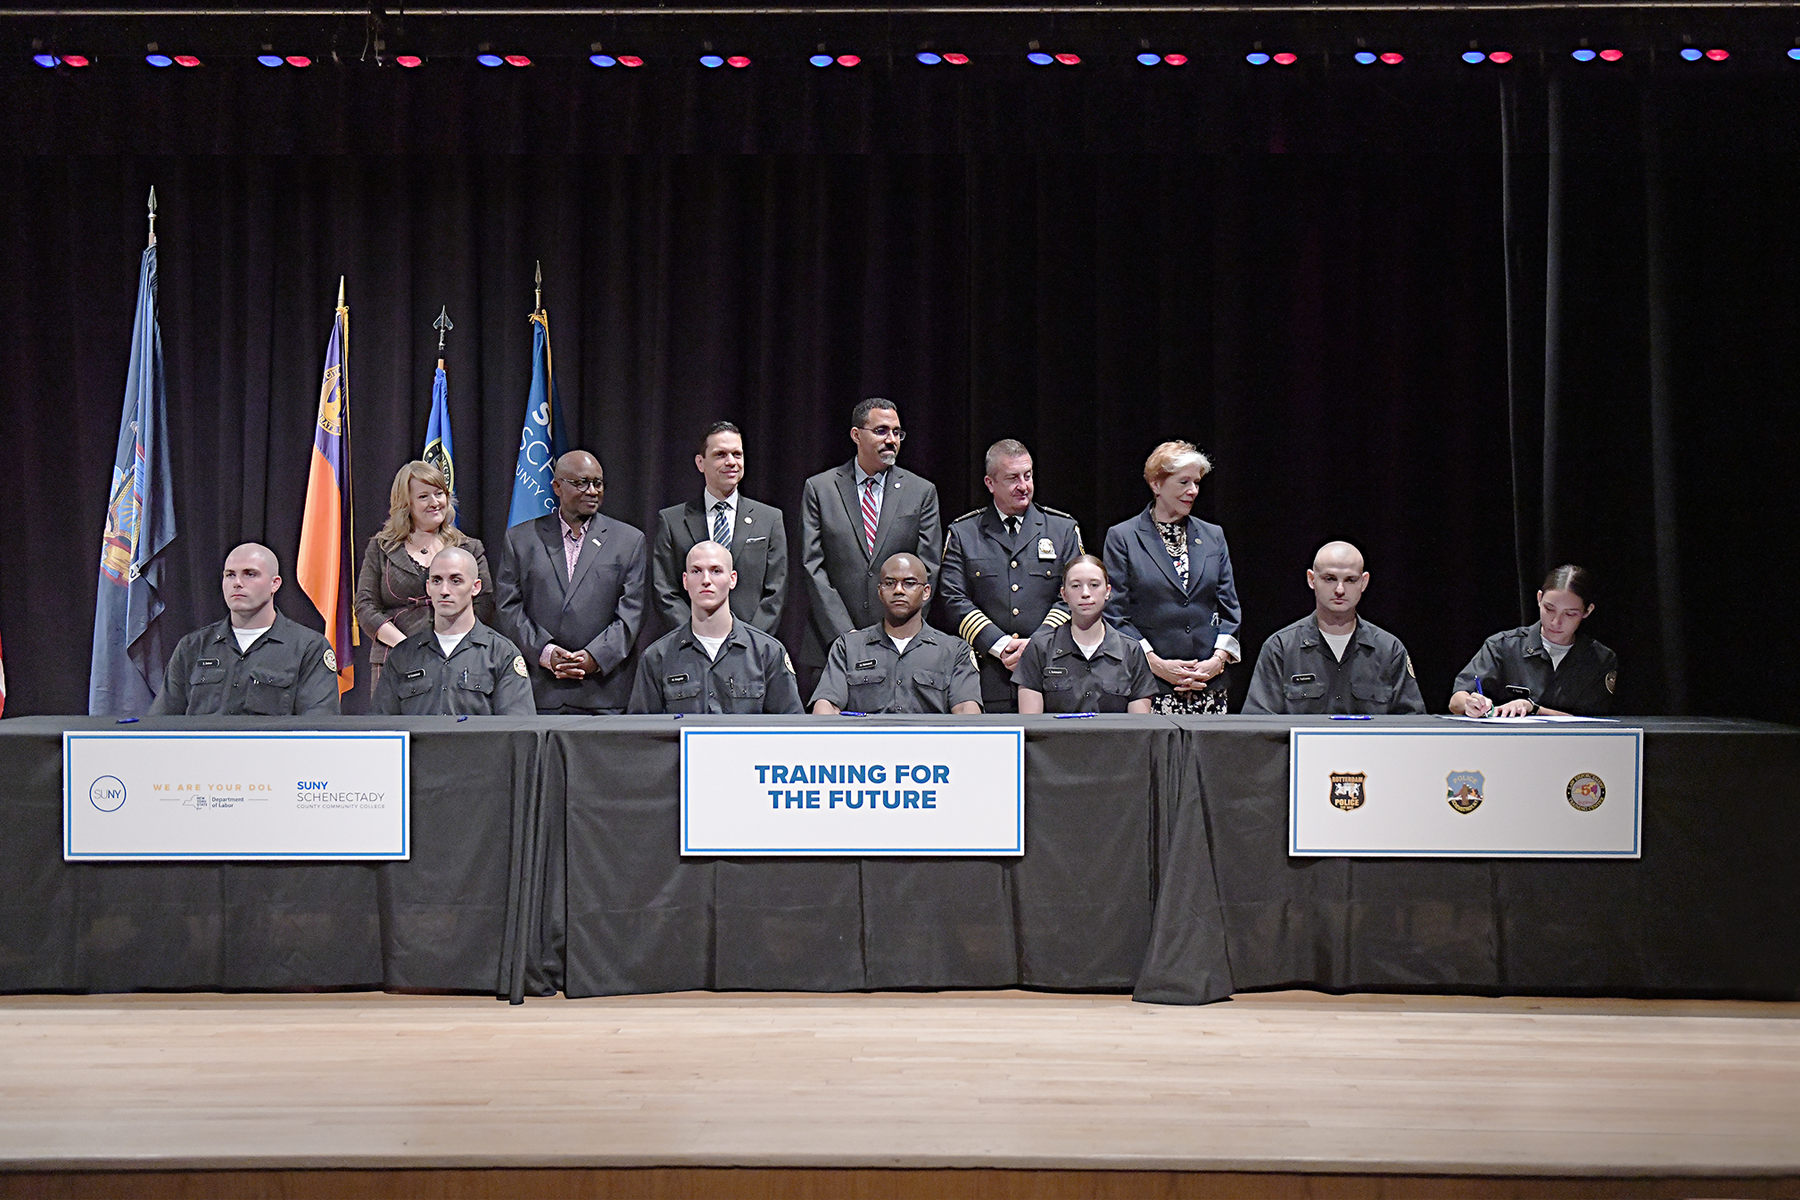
[64,730,410,861]
[680,727,1025,856]
[1290,726,1642,858]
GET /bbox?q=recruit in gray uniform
[370,547,537,716]
[630,541,804,714]
[150,543,341,716]
[812,552,982,715]
[1242,540,1426,716]
[936,439,1084,713]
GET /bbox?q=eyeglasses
[559,477,605,492]
[861,425,906,441]
[881,577,927,590]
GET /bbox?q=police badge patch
[1605,671,1617,695]
[1447,770,1484,814]
[323,647,338,673]
[1567,773,1606,811]
[1328,772,1366,811]
[1038,537,1056,561]
[512,655,529,677]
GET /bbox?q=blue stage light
[700,54,725,68]
[1679,47,1703,60]
[257,54,283,67]
[590,54,617,68]
[1137,52,1161,66]
[476,53,503,67]
[1790,48,1800,60]
[33,54,59,68]
[1027,51,1053,65]
[146,53,173,67]
[916,51,942,65]
[1462,51,1486,64]
[810,54,833,67]
[1354,51,1378,65]
[1571,48,1597,61]
[1246,52,1271,65]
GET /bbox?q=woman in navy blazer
[1101,441,1244,714]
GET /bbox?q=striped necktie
[861,476,879,553]
[712,500,732,549]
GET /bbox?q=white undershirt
[889,635,914,656]
[1076,640,1101,660]
[1544,638,1573,670]
[1321,630,1353,662]
[232,624,273,653]
[436,630,468,658]
[695,633,728,661]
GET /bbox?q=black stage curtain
[2,77,1797,725]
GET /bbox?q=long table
[2,715,1794,1004]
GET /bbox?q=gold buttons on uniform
[1011,584,1019,591]
[1010,560,1018,568]
[1012,608,1020,615]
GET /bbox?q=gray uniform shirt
[149,612,341,717]
[1242,614,1426,716]
[628,619,804,714]
[811,624,983,714]
[368,621,538,717]
[1011,622,1157,713]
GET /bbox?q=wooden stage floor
[0,990,1796,1198]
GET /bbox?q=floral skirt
[1150,686,1228,715]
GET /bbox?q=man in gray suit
[799,398,941,673]
[650,421,787,637]
[495,449,647,714]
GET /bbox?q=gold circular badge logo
[1566,773,1605,812]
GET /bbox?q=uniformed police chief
[812,552,982,715]
[629,541,803,715]
[936,439,1084,712]
[1242,540,1426,716]
[149,543,340,716]
[369,546,536,716]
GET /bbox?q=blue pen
[1328,714,1373,720]
[840,711,868,717]
[116,717,140,724]
[1054,712,1097,719]
[1474,677,1491,718]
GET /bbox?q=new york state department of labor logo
[1447,770,1485,815]
[1567,773,1606,811]
[1328,772,1366,811]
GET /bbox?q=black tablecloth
[0,716,543,997]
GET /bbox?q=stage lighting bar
[1678,47,1729,61]
[810,51,860,67]
[1463,49,1513,64]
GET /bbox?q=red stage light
[1272,52,1297,65]
[504,55,531,67]
[62,55,90,68]
[619,55,644,67]
[727,55,751,68]
[1054,52,1080,65]
[1162,53,1188,66]
[1599,48,1624,61]
[942,52,969,65]
[836,54,860,67]
[173,55,202,67]
[285,55,311,68]
[395,55,422,68]
[1379,51,1404,64]
[1705,48,1729,60]
[1487,50,1513,64]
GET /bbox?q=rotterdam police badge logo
[1328,772,1366,811]
[1447,770,1485,815]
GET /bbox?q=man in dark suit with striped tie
[650,421,788,638]
[798,398,942,682]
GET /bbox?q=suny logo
[89,776,127,812]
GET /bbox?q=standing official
[150,543,340,716]
[650,421,787,636]
[811,553,982,715]
[799,399,941,678]
[629,541,803,715]
[370,547,536,716]
[495,450,647,714]
[1242,540,1426,716]
[938,439,1084,712]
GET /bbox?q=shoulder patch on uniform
[512,655,529,678]
[951,508,985,525]
[1406,654,1415,679]
[968,648,979,668]
[323,647,338,673]
[783,651,796,676]
[1605,670,1617,694]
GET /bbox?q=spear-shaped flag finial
[146,186,157,248]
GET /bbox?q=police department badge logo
[1605,671,1617,695]
[512,655,529,678]
[1328,772,1366,811]
[783,651,796,676]
[1447,770,1484,814]
[322,647,338,673]
[1567,773,1606,811]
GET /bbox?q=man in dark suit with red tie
[650,421,787,638]
[495,450,647,714]
[798,399,942,681]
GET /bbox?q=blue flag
[88,240,177,716]
[507,308,570,527]
[422,360,457,525]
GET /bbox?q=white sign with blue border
[680,726,1025,856]
[1290,726,1642,858]
[64,730,410,861]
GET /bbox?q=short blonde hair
[376,460,467,550]
[1143,440,1213,488]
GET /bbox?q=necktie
[1004,516,1020,539]
[713,500,732,549]
[861,476,879,553]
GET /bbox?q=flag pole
[146,186,157,248]
[338,276,358,649]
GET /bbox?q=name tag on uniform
[666,674,689,684]
[403,669,425,680]
[855,660,878,670]
[1043,667,1068,676]
[198,658,220,668]
[1038,537,1055,561]
[1291,674,1316,683]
